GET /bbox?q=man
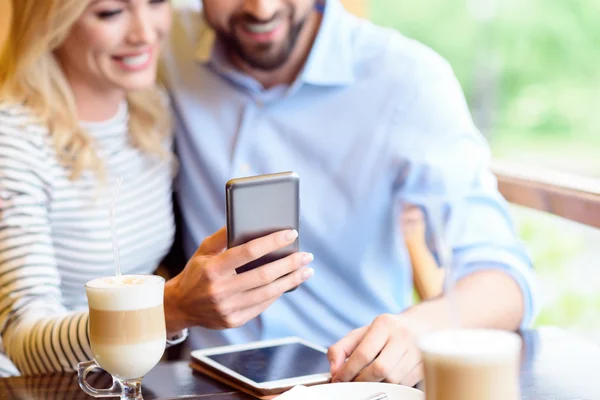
[161,0,538,385]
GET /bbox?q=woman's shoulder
[0,101,37,124]
[0,101,52,157]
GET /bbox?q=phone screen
[207,343,330,383]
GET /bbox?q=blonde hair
[0,0,171,180]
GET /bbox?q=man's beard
[219,10,307,71]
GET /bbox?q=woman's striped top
[0,102,175,375]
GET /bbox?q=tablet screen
[206,342,331,383]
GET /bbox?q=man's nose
[243,0,281,21]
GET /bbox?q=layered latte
[86,275,166,380]
[419,329,522,400]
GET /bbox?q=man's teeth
[245,20,281,34]
[120,52,150,67]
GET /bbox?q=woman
[0,0,177,376]
[0,0,311,376]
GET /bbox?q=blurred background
[172,0,600,342]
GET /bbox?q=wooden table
[0,328,598,399]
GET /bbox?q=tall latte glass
[419,329,522,400]
[78,275,166,400]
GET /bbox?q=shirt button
[240,163,251,174]
[255,99,264,108]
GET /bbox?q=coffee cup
[78,275,166,400]
[419,329,521,400]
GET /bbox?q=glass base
[119,379,143,400]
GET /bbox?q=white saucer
[303,382,424,399]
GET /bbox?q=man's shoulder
[346,16,454,86]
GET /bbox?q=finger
[398,362,423,387]
[216,229,298,273]
[328,327,368,376]
[383,348,422,385]
[197,227,228,255]
[332,324,389,383]
[221,297,278,329]
[235,265,314,309]
[354,336,408,382]
[227,252,314,293]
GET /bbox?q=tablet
[190,337,331,394]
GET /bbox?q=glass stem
[120,378,143,400]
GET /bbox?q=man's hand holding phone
[164,227,314,332]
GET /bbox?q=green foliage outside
[370,0,600,337]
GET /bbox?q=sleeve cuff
[166,328,189,347]
[450,255,540,329]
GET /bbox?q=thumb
[327,326,367,376]
[197,226,228,255]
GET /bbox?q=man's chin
[238,50,290,71]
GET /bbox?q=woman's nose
[128,12,157,45]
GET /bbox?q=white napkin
[274,385,324,400]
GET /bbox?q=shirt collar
[194,0,356,87]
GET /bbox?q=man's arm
[390,41,538,328]
[403,269,524,334]
[328,269,523,385]
[328,42,538,385]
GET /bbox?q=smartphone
[190,337,331,396]
[226,171,300,275]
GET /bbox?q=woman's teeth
[245,20,282,33]
[120,52,150,67]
